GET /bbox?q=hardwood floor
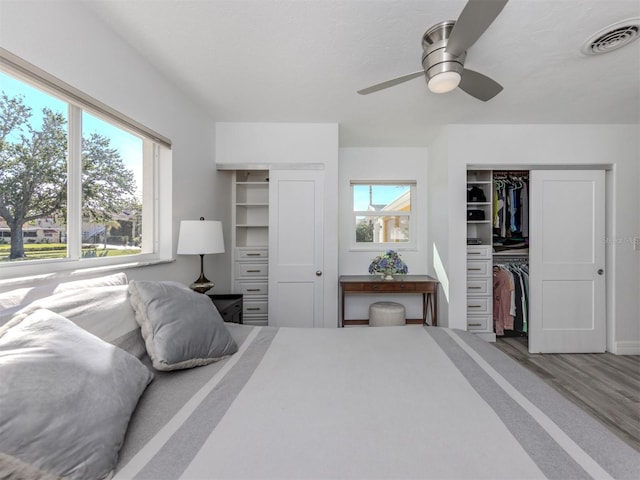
[493,335,640,452]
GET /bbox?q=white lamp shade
[177,220,225,255]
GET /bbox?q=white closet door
[269,169,324,327]
[529,170,606,353]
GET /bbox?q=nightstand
[208,294,243,324]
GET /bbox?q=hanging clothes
[493,266,514,336]
[493,173,529,252]
[493,262,529,335]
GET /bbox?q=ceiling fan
[357,0,508,101]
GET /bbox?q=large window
[0,52,170,273]
[351,181,416,249]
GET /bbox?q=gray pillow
[1,285,146,359]
[0,309,153,480]
[128,280,238,371]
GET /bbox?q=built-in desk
[339,275,439,327]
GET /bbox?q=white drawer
[236,263,268,277]
[467,260,491,277]
[235,248,268,260]
[467,297,491,314]
[467,245,491,259]
[243,301,268,315]
[235,281,268,296]
[243,315,268,327]
[467,314,492,331]
[467,278,491,296]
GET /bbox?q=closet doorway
[468,168,607,353]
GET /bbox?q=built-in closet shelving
[466,170,495,341]
[232,170,269,326]
[466,169,530,342]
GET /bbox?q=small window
[351,182,416,249]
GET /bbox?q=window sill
[0,257,174,290]
[349,245,417,252]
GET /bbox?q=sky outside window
[353,184,410,211]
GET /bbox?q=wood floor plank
[494,337,640,452]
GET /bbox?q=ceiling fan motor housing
[421,21,466,82]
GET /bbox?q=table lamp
[177,217,225,293]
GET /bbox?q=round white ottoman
[369,301,406,327]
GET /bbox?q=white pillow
[0,309,153,480]
[128,281,238,371]
[0,272,128,316]
[0,285,145,359]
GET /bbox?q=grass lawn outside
[0,243,141,261]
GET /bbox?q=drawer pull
[246,307,261,311]
[246,270,262,273]
[246,253,261,256]
[468,268,482,271]
[468,286,482,290]
[468,323,482,327]
[468,252,482,255]
[247,288,261,292]
[468,305,483,308]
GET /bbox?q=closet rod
[493,256,529,263]
[493,170,529,176]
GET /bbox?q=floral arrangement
[368,249,408,277]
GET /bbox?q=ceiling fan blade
[357,70,425,95]
[446,0,508,57]
[458,68,503,101]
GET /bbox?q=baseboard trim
[613,340,640,355]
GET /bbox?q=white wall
[440,124,640,353]
[425,130,451,327]
[216,122,337,166]
[0,1,230,289]
[339,147,429,321]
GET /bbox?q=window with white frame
[0,50,171,272]
[351,181,416,249]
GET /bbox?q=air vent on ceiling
[582,18,640,55]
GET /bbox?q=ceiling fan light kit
[357,0,508,101]
[428,71,462,94]
[422,21,465,94]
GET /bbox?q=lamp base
[190,272,214,294]
[190,254,214,294]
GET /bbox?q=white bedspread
[182,327,543,479]
[115,325,640,480]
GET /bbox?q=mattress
[115,325,639,480]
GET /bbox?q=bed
[1,275,638,480]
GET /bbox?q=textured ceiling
[83,0,640,146]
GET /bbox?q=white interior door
[269,169,324,327]
[529,170,606,353]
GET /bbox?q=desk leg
[422,293,427,325]
[424,291,437,327]
[431,289,438,327]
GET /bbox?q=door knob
[597,269,604,275]
[316,270,323,276]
